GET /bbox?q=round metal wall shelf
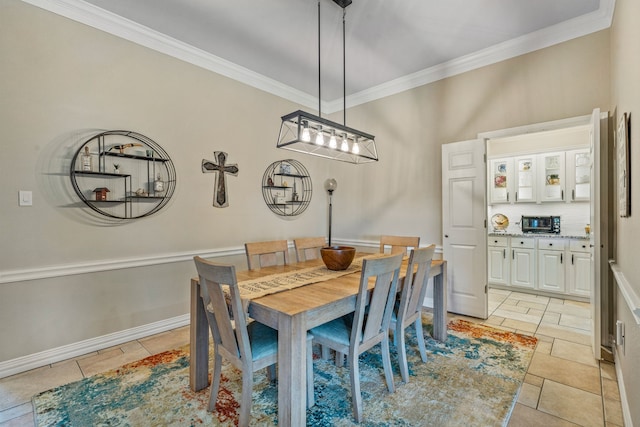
[262,159,312,216]
[70,130,176,219]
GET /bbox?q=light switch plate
[19,190,32,206]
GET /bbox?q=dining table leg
[189,278,209,392]
[432,261,448,342]
[277,311,308,427]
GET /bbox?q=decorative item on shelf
[282,180,288,187]
[277,0,377,164]
[202,151,239,208]
[273,194,286,204]
[146,149,153,157]
[585,224,591,235]
[113,164,120,174]
[546,174,560,185]
[93,187,110,201]
[154,174,164,193]
[267,177,274,186]
[280,163,291,174]
[108,143,143,154]
[135,188,148,197]
[81,146,93,171]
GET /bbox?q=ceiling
[28,0,614,112]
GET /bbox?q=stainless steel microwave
[521,216,561,234]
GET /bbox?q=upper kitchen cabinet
[514,155,537,203]
[566,148,591,202]
[489,158,513,204]
[538,152,566,202]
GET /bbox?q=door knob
[444,235,449,238]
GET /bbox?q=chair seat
[310,315,353,347]
[247,321,278,361]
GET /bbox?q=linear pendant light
[277,0,378,164]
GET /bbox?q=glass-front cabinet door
[489,158,512,204]
[514,155,536,203]
[539,152,565,202]
[567,148,590,201]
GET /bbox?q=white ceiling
[26,0,614,112]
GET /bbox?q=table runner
[236,256,366,302]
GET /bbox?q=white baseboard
[0,314,189,379]
[613,345,634,427]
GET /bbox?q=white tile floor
[0,289,625,426]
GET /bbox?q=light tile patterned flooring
[0,289,625,426]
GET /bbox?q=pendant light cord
[318,0,322,118]
[343,7,346,125]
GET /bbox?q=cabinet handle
[515,192,518,202]
[512,249,515,260]
[503,249,506,259]
[572,189,575,201]
[561,253,563,264]
[572,254,574,265]
[548,243,553,247]
[561,190,564,200]
[507,192,509,202]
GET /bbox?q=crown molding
[21,0,614,113]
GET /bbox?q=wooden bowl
[321,246,356,271]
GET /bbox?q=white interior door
[589,108,602,358]
[442,139,488,319]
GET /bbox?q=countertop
[488,232,590,240]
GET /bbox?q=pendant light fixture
[277,0,378,164]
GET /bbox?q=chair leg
[414,318,428,362]
[397,328,409,383]
[208,352,223,412]
[307,338,315,408]
[381,338,395,394]
[321,345,331,360]
[336,351,345,367]
[239,369,253,427]
[349,352,363,423]
[267,364,277,381]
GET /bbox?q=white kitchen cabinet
[489,158,513,204]
[538,152,566,202]
[537,238,566,293]
[488,236,509,285]
[514,155,537,203]
[510,237,536,289]
[567,239,591,297]
[566,148,591,202]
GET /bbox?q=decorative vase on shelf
[81,146,93,171]
[154,174,164,193]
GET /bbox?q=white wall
[0,0,611,371]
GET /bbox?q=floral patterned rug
[33,318,537,426]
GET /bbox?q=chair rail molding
[609,260,640,325]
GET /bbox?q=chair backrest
[398,245,436,326]
[244,240,290,269]
[293,237,326,262]
[352,253,404,353]
[379,235,420,255]
[193,256,250,364]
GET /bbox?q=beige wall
[610,0,640,424]
[0,0,611,369]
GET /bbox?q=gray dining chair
[390,245,436,383]
[309,252,404,423]
[193,256,314,427]
[244,239,290,269]
[293,236,326,262]
[379,235,420,255]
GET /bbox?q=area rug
[33,318,537,426]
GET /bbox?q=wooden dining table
[189,254,447,427]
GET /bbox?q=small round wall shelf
[70,130,176,219]
[262,159,312,216]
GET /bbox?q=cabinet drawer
[570,240,590,253]
[511,237,535,249]
[538,238,566,251]
[488,236,509,247]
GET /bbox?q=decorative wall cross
[202,151,239,208]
